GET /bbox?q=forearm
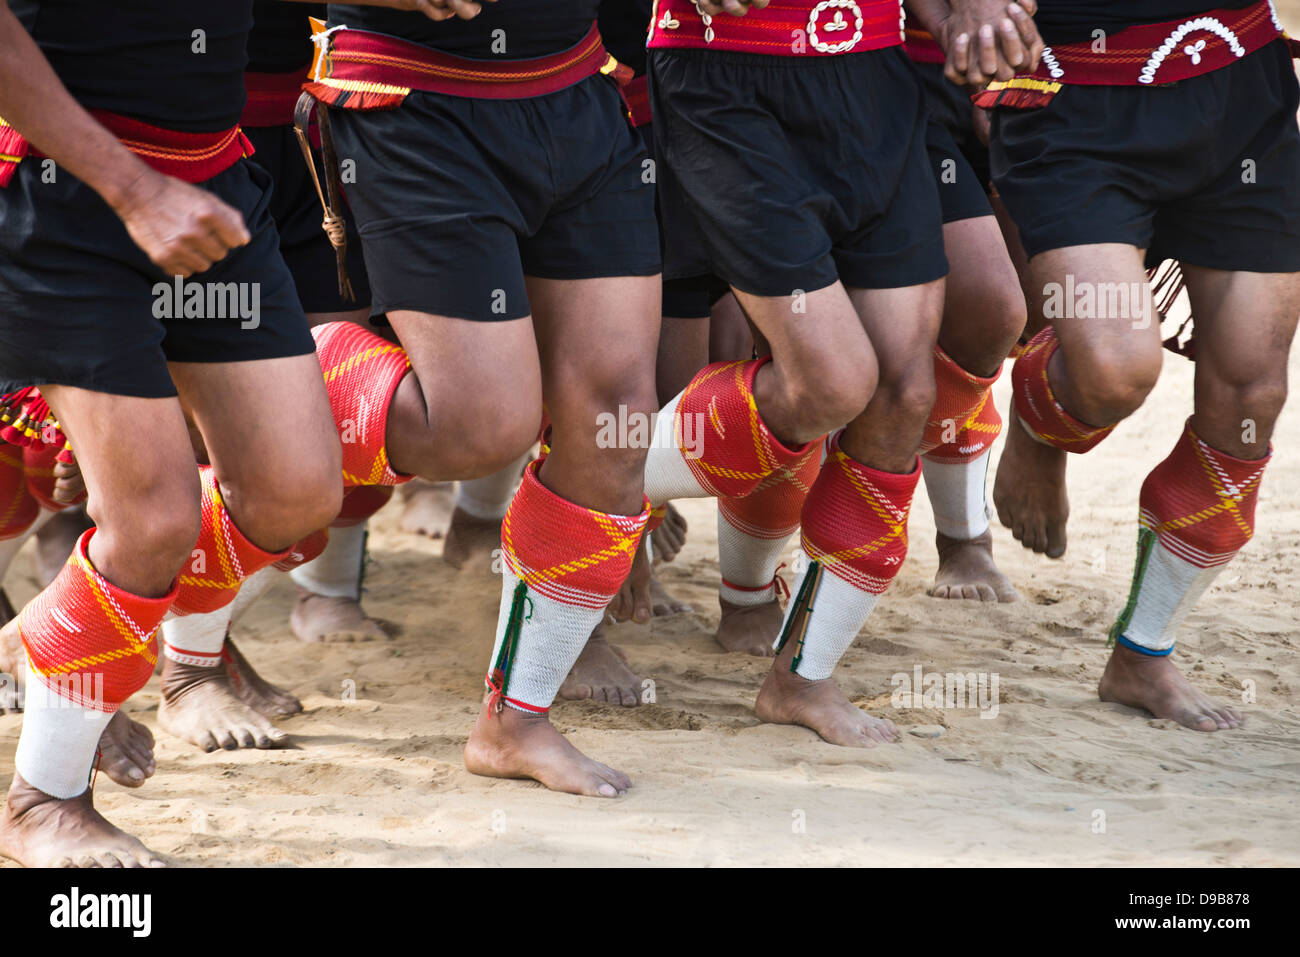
[0,2,150,212]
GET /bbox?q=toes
[95,851,124,868]
[975,584,998,602]
[1045,524,1068,559]
[214,729,238,751]
[198,731,220,753]
[594,762,632,792]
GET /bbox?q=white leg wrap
[921,452,991,540]
[290,524,365,600]
[229,565,279,625]
[456,455,528,520]
[161,608,228,667]
[1117,539,1222,655]
[717,510,793,606]
[778,568,880,681]
[14,658,112,799]
[488,569,603,712]
[644,390,712,506]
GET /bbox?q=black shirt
[248,0,323,73]
[13,0,252,132]
[1035,1,1258,46]
[598,0,652,77]
[328,1,602,60]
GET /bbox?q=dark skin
[0,0,468,870]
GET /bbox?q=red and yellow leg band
[171,466,289,617]
[800,433,920,595]
[331,484,394,527]
[717,440,822,604]
[487,461,649,713]
[20,528,176,712]
[499,461,648,610]
[924,385,1004,465]
[1109,421,1270,655]
[919,345,1001,456]
[1139,421,1269,569]
[678,358,813,499]
[719,441,823,543]
[312,321,413,489]
[0,439,38,540]
[273,528,330,573]
[1012,327,1114,453]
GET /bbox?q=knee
[783,342,879,435]
[88,477,202,583]
[1063,346,1162,423]
[1205,372,1288,426]
[441,397,542,481]
[224,459,344,549]
[877,367,939,427]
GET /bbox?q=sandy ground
[2,10,1299,869]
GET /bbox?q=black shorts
[637,121,728,319]
[990,41,1300,271]
[912,61,993,224]
[0,158,314,399]
[649,47,948,295]
[330,74,661,322]
[245,124,371,314]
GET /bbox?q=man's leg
[153,353,341,752]
[924,215,1024,601]
[994,244,1163,556]
[754,279,944,746]
[1101,267,1300,730]
[287,307,394,641]
[0,388,200,868]
[465,274,658,793]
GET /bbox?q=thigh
[848,279,946,383]
[168,352,338,488]
[1027,243,1160,353]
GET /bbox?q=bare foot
[0,773,165,868]
[753,601,896,747]
[290,588,388,643]
[34,506,92,587]
[222,637,302,717]
[929,529,1019,602]
[96,712,156,788]
[464,699,631,797]
[608,536,652,624]
[714,597,782,656]
[560,623,643,706]
[1099,645,1243,732]
[650,502,688,562]
[442,507,502,571]
[648,572,692,617]
[398,479,455,539]
[993,413,1070,557]
[157,657,289,752]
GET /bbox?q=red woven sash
[975,1,1291,109]
[304,20,630,111]
[243,69,311,127]
[1,110,253,188]
[647,0,904,56]
[622,74,652,127]
[904,27,945,64]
